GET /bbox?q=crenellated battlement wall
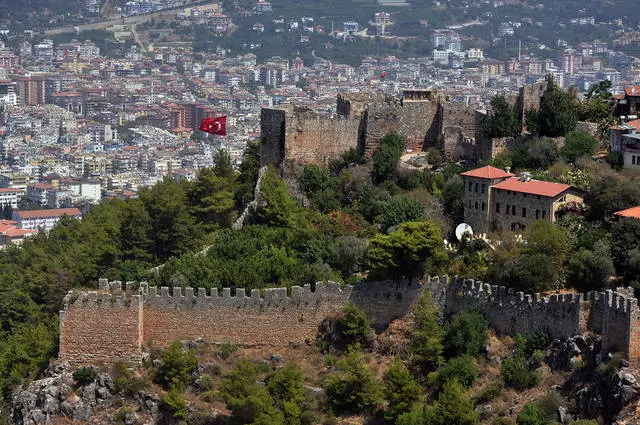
[60,276,640,365]
[425,276,640,363]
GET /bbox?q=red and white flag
[380,71,386,79]
[200,116,227,136]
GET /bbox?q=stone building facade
[462,165,584,233]
[60,276,640,365]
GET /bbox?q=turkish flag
[200,116,227,136]
[380,71,386,79]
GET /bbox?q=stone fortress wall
[260,83,553,173]
[59,276,640,365]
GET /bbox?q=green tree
[189,167,237,230]
[220,358,284,425]
[379,195,423,232]
[501,356,540,390]
[334,303,374,350]
[140,177,204,260]
[566,241,613,291]
[560,131,599,162]
[266,362,307,425]
[435,355,478,389]
[482,95,520,138]
[324,348,383,414]
[373,132,405,183]
[384,359,421,422]
[213,149,236,180]
[610,218,640,279]
[524,109,539,134]
[441,175,465,226]
[538,84,578,137]
[443,310,488,358]
[407,291,444,376]
[368,221,447,282]
[155,341,199,389]
[430,380,479,425]
[235,141,261,209]
[254,166,307,228]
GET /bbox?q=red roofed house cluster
[461,165,584,233]
[12,208,82,232]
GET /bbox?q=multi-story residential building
[0,80,17,105]
[26,183,52,206]
[430,30,460,49]
[33,39,54,62]
[16,76,46,105]
[0,219,35,248]
[254,1,272,13]
[610,120,640,169]
[13,208,82,232]
[481,60,506,76]
[461,165,583,234]
[0,188,23,208]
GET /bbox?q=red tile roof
[627,119,640,131]
[625,86,640,96]
[613,206,640,219]
[492,177,570,198]
[461,165,514,179]
[3,227,36,237]
[0,188,22,193]
[15,208,82,219]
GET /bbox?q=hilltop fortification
[60,277,640,365]
[260,84,551,172]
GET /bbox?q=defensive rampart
[59,276,640,365]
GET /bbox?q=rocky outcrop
[576,367,640,422]
[11,363,115,425]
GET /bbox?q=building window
[482,202,486,211]
[522,207,526,217]
[523,193,527,198]
[475,182,479,193]
[482,184,486,194]
[475,201,479,210]
[511,205,516,215]
[537,195,541,200]
[634,155,637,165]
[469,181,472,191]
[542,210,546,219]
[496,203,501,213]
[536,209,540,219]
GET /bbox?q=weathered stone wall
[425,276,640,363]
[350,280,424,331]
[441,103,479,160]
[60,276,640,365]
[59,290,143,364]
[260,104,361,167]
[517,82,549,131]
[143,283,351,348]
[260,107,287,168]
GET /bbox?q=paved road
[44,1,217,36]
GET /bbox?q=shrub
[72,367,98,386]
[384,359,420,421]
[373,132,405,183]
[516,403,544,425]
[444,310,489,358]
[430,380,479,425]
[200,390,219,403]
[112,363,149,395]
[163,385,188,419]
[199,374,213,392]
[407,291,444,376]
[218,342,238,360]
[436,355,478,389]
[472,381,504,405]
[501,356,540,390]
[324,348,383,414]
[334,303,374,350]
[155,341,199,389]
[515,330,552,358]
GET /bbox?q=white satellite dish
[455,223,473,241]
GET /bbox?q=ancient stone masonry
[260,85,552,174]
[60,275,640,365]
[425,276,640,364]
